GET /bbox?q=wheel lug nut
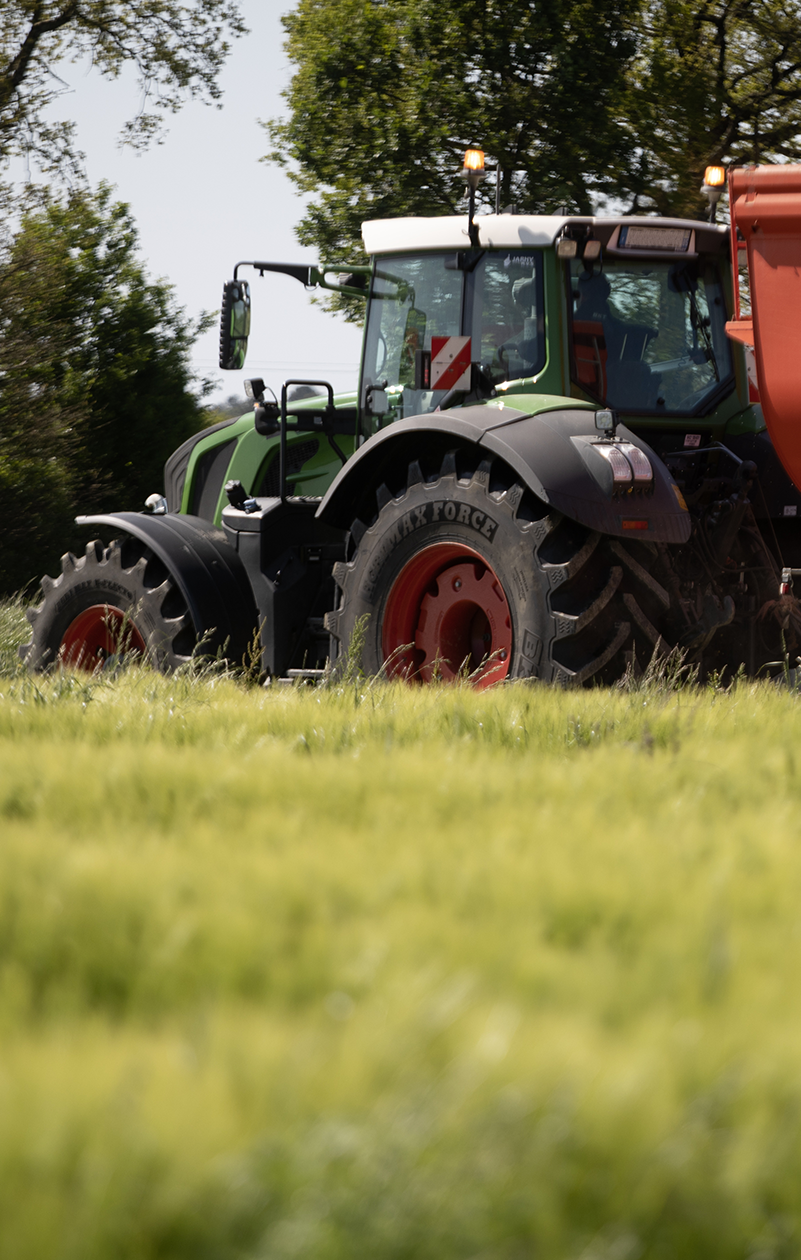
[453,578,462,590]
[499,649,507,660]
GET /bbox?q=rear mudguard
[75,510,258,661]
[317,405,691,544]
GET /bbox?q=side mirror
[219,279,251,370]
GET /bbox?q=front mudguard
[75,510,259,662]
[318,405,691,544]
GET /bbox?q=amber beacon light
[461,148,487,248]
[463,148,485,180]
[701,165,726,221]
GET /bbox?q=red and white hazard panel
[430,336,471,391]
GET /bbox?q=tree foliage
[0,0,246,175]
[268,0,801,267]
[0,2,246,594]
[0,186,208,594]
[630,0,801,214]
[268,0,639,264]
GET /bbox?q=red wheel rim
[382,542,512,686]
[59,605,147,671]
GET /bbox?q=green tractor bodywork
[164,394,360,523]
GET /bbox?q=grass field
[2,598,801,1258]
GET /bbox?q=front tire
[21,537,197,672]
[326,454,649,686]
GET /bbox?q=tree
[268,0,638,262]
[0,3,246,594]
[267,0,801,265]
[628,0,801,215]
[0,0,246,176]
[0,185,208,594]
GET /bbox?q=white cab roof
[361,214,726,256]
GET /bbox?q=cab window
[569,257,733,414]
[362,250,546,425]
[469,251,545,386]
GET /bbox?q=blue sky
[19,0,364,405]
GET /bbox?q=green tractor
[22,153,801,685]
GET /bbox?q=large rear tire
[326,454,665,685]
[21,537,197,673]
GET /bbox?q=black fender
[317,404,691,544]
[74,510,259,658]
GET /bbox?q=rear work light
[595,444,633,486]
[590,439,654,495]
[618,442,653,485]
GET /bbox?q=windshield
[362,250,546,424]
[568,257,733,415]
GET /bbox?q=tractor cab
[359,211,739,433]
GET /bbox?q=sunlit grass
[0,592,28,677]
[1,615,801,1255]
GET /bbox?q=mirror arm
[234,260,315,284]
[231,260,370,300]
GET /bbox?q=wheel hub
[59,604,146,671]
[382,543,512,686]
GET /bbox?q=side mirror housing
[219,279,251,370]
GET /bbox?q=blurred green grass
[0,592,28,676]
[2,601,801,1256]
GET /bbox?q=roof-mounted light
[461,148,486,194]
[461,147,487,249]
[700,164,726,222]
[703,165,725,188]
[463,148,485,175]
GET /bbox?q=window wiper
[672,267,718,380]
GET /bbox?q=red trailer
[727,164,801,493]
